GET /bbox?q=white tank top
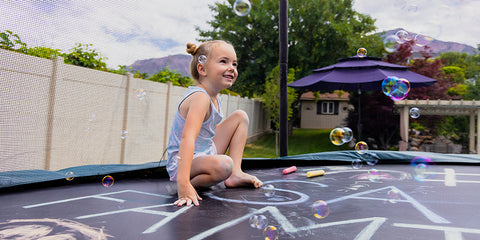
[165,86,223,178]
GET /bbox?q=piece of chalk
[282,166,297,174]
[306,170,325,178]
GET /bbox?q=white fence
[0,49,269,172]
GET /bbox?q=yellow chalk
[306,170,325,178]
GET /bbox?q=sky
[1,0,479,68]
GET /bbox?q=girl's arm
[174,92,211,206]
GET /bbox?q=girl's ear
[197,63,207,77]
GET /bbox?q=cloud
[353,0,480,47]
[2,0,478,69]
[1,0,222,68]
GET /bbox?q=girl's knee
[232,110,249,125]
[213,156,233,180]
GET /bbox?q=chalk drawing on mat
[326,185,450,224]
[188,206,387,240]
[0,218,112,240]
[205,180,327,206]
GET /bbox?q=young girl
[166,40,263,207]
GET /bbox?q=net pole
[279,0,288,156]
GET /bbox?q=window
[317,101,338,115]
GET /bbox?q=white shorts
[166,143,218,181]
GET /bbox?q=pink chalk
[282,166,297,175]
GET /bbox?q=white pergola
[395,99,480,154]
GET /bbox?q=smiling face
[198,42,238,92]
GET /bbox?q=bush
[149,67,194,87]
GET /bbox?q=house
[299,91,353,129]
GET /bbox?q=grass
[243,128,352,158]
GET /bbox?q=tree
[149,67,194,87]
[407,49,457,100]
[384,41,456,100]
[197,0,380,97]
[62,43,107,71]
[0,30,26,50]
[260,65,297,130]
[346,91,400,150]
[260,65,297,154]
[442,66,465,84]
[0,30,62,58]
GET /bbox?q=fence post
[469,111,475,153]
[120,73,132,164]
[44,56,63,170]
[225,94,230,118]
[162,81,173,157]
[477,109,480,154]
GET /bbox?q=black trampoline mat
[1,164,480,240]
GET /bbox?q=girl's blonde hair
[186,40,234,81]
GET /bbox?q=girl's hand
[174,182,202,206]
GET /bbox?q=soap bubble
[263,184,275,197]
[411,157,434,181]
[233,0,251,16]
[249,215,258,228]
[383,77,410,101]
[312,200,330,219]
[395,30,410,44]
[88,113,96,122]
[368,169,379,182]
[414,34,433,47]
[384,35,399,53]
[409,107,421,118]
[364,152,379,166]
[393,0,406,9]
[355,141,368,154]
[389,78,410,101]
[102,175,114,187]
[135,89,146,100]
[357,48,367,58]
[342,127,353,143]
[248,215,258,228]
[352,159,363,169]
[121,130,128,140]
[249,215,268,229]
[256,215,268,229]
[382,76,399,97]
[263,226,279,240]
[65,172,74,181]
[198,55,207,64]
[406,3,418,13]
[387,189,401,203]
[329,128,345,146]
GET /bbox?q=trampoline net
[0,2,272,189]
[1,2,479,190]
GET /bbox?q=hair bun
[186,43,198,55]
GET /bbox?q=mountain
[128,54,192,77]
[128,29,477,76]
[378,28,477,58]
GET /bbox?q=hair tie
[186,43,198,56]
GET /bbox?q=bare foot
[224,171,263,188]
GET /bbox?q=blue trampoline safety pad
[1,150,479,189]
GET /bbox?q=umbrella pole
[357,89,362,140]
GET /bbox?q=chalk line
[23,190,171,208]
[394,222,480,240]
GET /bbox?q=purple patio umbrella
[288,56,437,139]
[288,56,437,91]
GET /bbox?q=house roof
[300,91,350,101]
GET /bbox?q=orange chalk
[282,166,297,174]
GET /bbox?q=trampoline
[1,150,480,240]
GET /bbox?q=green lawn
[243,128,352,158]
